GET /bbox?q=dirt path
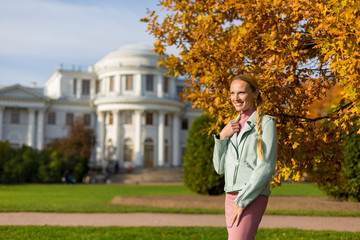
[110,195,360,212]
[1,196,359,231]
[0,212,359,232]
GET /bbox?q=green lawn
[0,226,359,240]
[271,182,326,197]
[0,183,357,216]
[0,184,195,213]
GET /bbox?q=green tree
[0,141,14,177]
[142,0,360,194]
[21,147,40,182]
[183,114,224,195]
[1,145,39,183]
[321,128,360,201]
[37,149,62,183]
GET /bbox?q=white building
[0,43,200,169]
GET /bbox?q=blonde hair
[232,74,264,160]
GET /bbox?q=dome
[94,43,164,72]
[105,43,156,58]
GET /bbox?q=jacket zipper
[232,131,251,185]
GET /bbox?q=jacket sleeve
[212,134,229,175]
[234,117,277,208]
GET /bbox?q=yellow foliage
[143,0,360,188]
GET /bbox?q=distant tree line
[0,117,95,184]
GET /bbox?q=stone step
[108,167,183,184]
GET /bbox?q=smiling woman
[213,74,277,240]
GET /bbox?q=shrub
[0,117,94,184]
[21,148,40,182]
[321,129,360,202]
[1,145,39,183]
[37,150,62,183]
[183,114,224,195]
[59,152,88,183]
[1,154,23,183]
[0,141,14,176]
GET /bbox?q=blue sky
[0,0,167,87]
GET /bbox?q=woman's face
[230,80,258,113]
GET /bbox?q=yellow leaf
[292,142,299,149]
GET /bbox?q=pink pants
[225,192,268,240]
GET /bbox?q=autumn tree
[142,0,360,193]
[46,116,96,181]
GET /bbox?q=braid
[256,94,264,161]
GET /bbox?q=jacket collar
[230,110,257,147]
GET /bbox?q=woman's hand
[219,121,240,139]
[228,203,243,228]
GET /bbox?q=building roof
[0,84,50,102]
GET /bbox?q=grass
[0,226,359,240]
[0,184,193,213]
[0,183,358,216]
[271,182,326,197]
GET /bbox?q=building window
[164,139,169,164]
[108,112,113,125]
[82,79,90,96]
[10,110,20,124]
[125,75,133,91]
[176,86,183,96]
[109,76,115,92]
[83,114,91,126]
[163,77,169,94]
[123,138,133,162]
[145,75,154,92]
[144,138,154,167]
[66,113,74,125]
[181,118,188,130]
[145,112,153,125]
[164,114,169,126]
[73,78,77,96]
[47,112,56,125]
[124,111,133,125]
[95,80,100,94]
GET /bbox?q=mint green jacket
[213,111,277,209]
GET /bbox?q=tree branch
[274,102,354,122]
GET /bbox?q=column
[27,108,36,147]
[134,110,142,166]
[172,113,180,166]
[0,107,3,141]
[118,75,123,95]
[136,74,143,96]
[112,110,120,162]
[76,79,81,99]
[170,77,176,99]
[96,111,105,166]
[158,111,165,167]
[36,110,44,150]
[157,74,163,98]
